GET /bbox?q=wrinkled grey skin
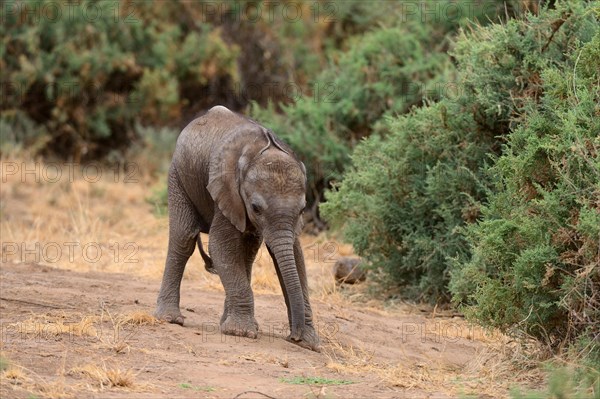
[155,105,320,352]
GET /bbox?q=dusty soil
[0,261,494,399]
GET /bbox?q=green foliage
[5,1,377,160]
[178,382,215,392]
[0,356,8,371]
[1,0,240,159]
[1,0,525,162]
[147,182,169,218]
[451,30,599,353]
[510,366,599,399]
[451,1,598,135]
[323,1,598,309]
[322,100,493,301]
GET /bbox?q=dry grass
[96,308,161,354]
[117,311,160,326]
[8,361,143,399]
[324,340,377,373]
[32,380,72,399]
[69,363,135,389]
[0,357,74,399]
[9,310,162,356]
[0,158,169,279]
[322,331,546,398]
[11,315,99,339]
[2,366,27,381]
[0,310,156,396]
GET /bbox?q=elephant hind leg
[155,165,200,325]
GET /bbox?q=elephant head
[207,125,311,343]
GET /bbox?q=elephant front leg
[209,211,259,339]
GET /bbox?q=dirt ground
[1,261,496,399]
[0,159,541,398]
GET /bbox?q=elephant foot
[287,325,321,352]
[154,304,185,326]
[220,315,259,339]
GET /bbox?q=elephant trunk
[266,228,305,341]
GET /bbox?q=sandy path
[0,261,488,399]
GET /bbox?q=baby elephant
[155,105,320,351]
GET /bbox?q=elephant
[155,105,320,352]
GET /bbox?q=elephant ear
[207,128,256,233]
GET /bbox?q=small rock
[333,257,367,284]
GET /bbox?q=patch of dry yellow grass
[2,366,27,381]
[249,245,282,294]
[69,363,135,388]
[33,380,73,399]
[9,310,164,356]
[323,332,545,397]
[236,351,291,368]
[117,311,160,326]
[0,158,169,279]
[0,357,74,399]
[94,308,163,354]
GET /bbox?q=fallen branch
[0,296,74,309]
[233,391,279,399]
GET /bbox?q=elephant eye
[252,203,262,214]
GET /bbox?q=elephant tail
[197,234,217,274]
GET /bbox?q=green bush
[451,31,599,354]
[510,366,599,399]
[1,0,241,159]
[322,1,598,305]
[4,1,375,160]
[322,100,494,301]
